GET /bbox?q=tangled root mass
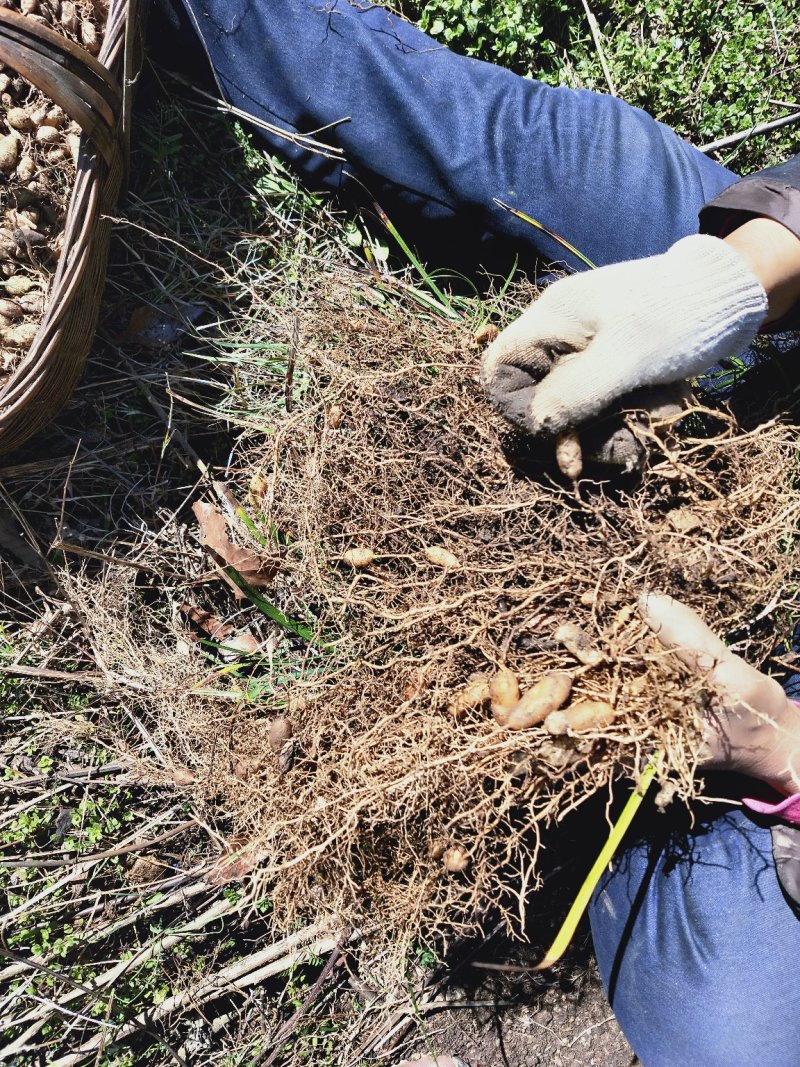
[88,269,800,957]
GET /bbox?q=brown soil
[399,967,635,1067]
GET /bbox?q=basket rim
[0,0,137,454]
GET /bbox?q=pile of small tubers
[447,621,617,736]
[0,0,105,372]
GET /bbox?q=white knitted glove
[482,234,768,435]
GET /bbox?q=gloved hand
[482,234,767,437]
[639,592,800,797]
[572,381,694,474]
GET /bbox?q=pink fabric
[740,701,800,822]
[743,792,800,825]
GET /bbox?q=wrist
[659,234,767,371]
[722,217,800,324]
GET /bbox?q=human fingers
[638,591,787,716]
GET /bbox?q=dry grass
[1,78,799,1063]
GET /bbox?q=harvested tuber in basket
[0,0,143,454]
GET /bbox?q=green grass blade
[493,199,598,270]
[372,201,462,319]
[222,566,324,646]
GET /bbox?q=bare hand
[640,592,800,794]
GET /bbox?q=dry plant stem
[0,879,211,986]
[6,896,239,1035]
[257,934,348,1067]
[348,974,453,1064]
[581,0,617,96]
[0,784,71,830]
[2,817,195,869]
[0,760,126,791]
[44,926,337,1067]
[0,663,104,684]
[700,107,800,152]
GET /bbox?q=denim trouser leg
[179,0,738,271]
[589,807,800,1067]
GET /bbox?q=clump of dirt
[0,0,106,373]
[67,267,800,967]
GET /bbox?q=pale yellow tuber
[504,671,573,730]
[442,844,470,873]
[342,547,376,568]
[544,699,617,735]
[554,622,602,666]
[489,668,520,725]
[269,717,294,752]
[555,430,582,480]
[447,677,490,718]
[327,404,343,428]
[0,134,19,174]
[474,323,499,346]
[424,545,461,569]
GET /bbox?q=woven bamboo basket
[0,0,143,455]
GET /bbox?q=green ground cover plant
[412,0,799,171]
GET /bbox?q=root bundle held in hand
[119,269,800,954]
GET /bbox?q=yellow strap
[534,751,663,969]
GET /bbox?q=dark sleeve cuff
[700,179,800,243]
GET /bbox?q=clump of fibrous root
[78,267,800,961]
[0,0,106,373]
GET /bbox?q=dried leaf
[192,501,280,600]
[222,632,261,656]
[248,471,270,508]
[233,754,264,780]
[206,836,264,886]
[179,602,234,642]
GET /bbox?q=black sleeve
[700,155,800,241]
[146,0,215,86]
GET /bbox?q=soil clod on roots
[74,269,800,966]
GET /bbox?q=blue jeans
[589,802,800,1067]
[174,2,800,1062]
[179,0,737,272]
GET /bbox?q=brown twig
[257,931,349,1067]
